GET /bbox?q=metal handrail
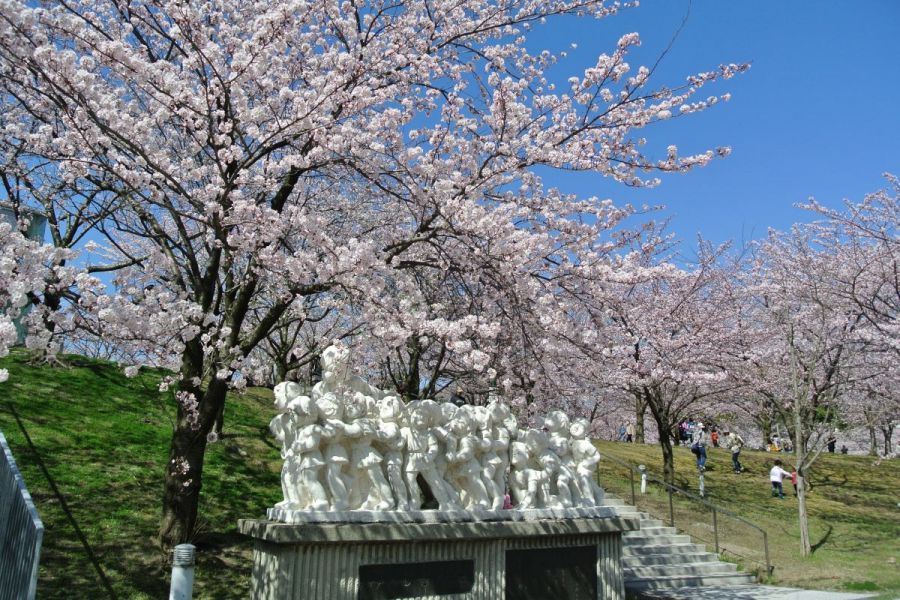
[596,449,772,577]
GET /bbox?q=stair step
[624,526,677,537]
[637,518,664,528]
[624,572,757,590]
[622,533,693,545]
[601,497,627,506]
[622,553,716,567]
[625,561,737,578]
[622,543,707,557]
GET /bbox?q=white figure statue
[543,411,582,508]
[401,401,461,511]
[444,411,491,510]
[570,418,605,506]
[475,405,508,510]
[269,344,610,519]
[315,390,352,511]
[375,395,409,510]
[510,428,549,509]
[285,395,331,511]
[311,344,384,401]
[343,392,394,511]
[269,382,304,508]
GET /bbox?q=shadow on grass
[810,524,834,554]
[6,401,118,599]
[809,473,848,491]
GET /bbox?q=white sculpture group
[269,345,604,515]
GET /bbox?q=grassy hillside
[0,351,282,599]
[0,350,898,598]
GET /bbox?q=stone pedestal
[238,513,638,600]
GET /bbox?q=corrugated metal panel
[0,431,44,600]
[251,526,625,600]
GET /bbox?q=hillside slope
[0,351,281,599]
[0,351,897,598]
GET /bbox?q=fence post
[713,508,719,553]
[169,544,196,600]
[639,464,647,494]
[763,530,772,578]
[668,487,674,527]
[629,468,636,506]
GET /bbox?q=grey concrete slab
[632,584,882,600]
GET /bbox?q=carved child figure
[401,401,461,511]
[510,428,551,509]
[315,391,351,511]
[269,381,304,508]
[475,405,508,510]
[286,395,331,511]
[570,418,604,506]
[445,411,491,510]
[343,392,394,511]
[375,395,409,510]
[311,344,384,401]
[543,410,582,508]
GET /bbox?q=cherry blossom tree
[742,226,872,557]
[590,243,739,483]
[0,0,746,545]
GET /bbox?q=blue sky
[529,0,900,253]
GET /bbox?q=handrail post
[763,529,772,578]
[629,469,636,506]
[713,508,719,554]
[668,486,674,527]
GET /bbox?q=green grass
[1,350,898,597]
[0,350,281,599]
[596,439,900,596]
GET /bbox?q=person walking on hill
[691,423,709,471]
[724,429,745,473]
[617,423,626,442]
[769,459,792,499]
[710,429,719,448]
[625,422,635,443]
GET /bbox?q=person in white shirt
[769,459,792,499]
[691,422,709,471]
[723,429,745,473]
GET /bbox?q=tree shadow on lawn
[218,425,281,453]
[810,524,834,555]
[808,473,848,491]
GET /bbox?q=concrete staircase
[599,495,757,594]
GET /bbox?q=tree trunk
[159,377,228,548]
[214,402,225,437]
[797,470,811,557]
[634,393,647,444]
[868,426,878,456]
[642,386,675,484]
[793,409,811,557]
[882,424,894,456]
[759,398,773,447]
[159,420,210,547]
[659,433,675,485]
[274,360,288,384]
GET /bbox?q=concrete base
[239,515,639,600]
